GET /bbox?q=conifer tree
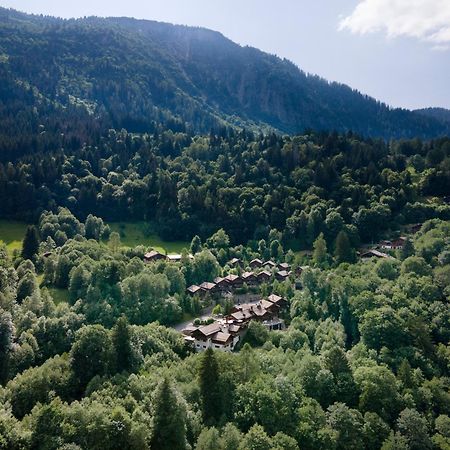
[112,316,134,373]
[190,235,202,254]
[199,348,221,425]
[400,238,415,260]
[334,230,355,264]
[21,225,40,261]
[312,233,328,267]
[150,377,186,450]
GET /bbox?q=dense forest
[1,126,449,245]
[0,5,449,155]
[1,6,450,450]
[1,210,449,449]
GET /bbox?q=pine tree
[400,238,415,260]
[150,377,186,450]
[112,316,134,373]
[190,235,202,254]
[199,348,221,425]
[312,233,328,267]
[21,225,40,261]
[334,230,355,264]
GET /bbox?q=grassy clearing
[108,222,189,254]
[47,287,70,305]
[0,220,27,255]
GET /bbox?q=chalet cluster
[360,236,408,260]
[184,294,287,352]
[187,258,296,298]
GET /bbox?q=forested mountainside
[416,108,450,126]
[1,126,450,245]
[0,6,449,156]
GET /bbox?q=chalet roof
[242,271,255,279]
[187,285,201,294]
[361,249,391,259]
[268,294,284,304]
[250,258,263,266]
[214,277,226,284]
[227,324,241,334]
[258,270,271,276]
[212,332,232,344]
[167,254,182,261]
[144,250,164,259]
[200,282,216,291]
[196,322,222,337]
[228,258,242,265]
[225,274,240,283]
[278,262,290,270]
[181,326,197,335]
[277,270,290,278]
[264,260,276,267]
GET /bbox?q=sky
[1,0,449,110]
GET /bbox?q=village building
[213,277,230,293]
[379,237,406,250]
[199,281,217,294]
[275,270,291,281]
[224,273,243,289]
[187,285,202,296]
[360,249,392,259]
[263,260,277,270]
[241,271,257,287]
[256,270,272,283]
[228,257,243,268]
[190,322,240,352]
[278,262,291,271]
[249,258,263,269]
[144,250,166,263]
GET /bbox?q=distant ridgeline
[0,7,449,163]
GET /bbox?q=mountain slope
[415,108,450,126]
[0,7,448,143]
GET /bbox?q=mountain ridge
[0,7,448,142]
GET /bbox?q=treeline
[1,218,449,448]
[1,127,450,246]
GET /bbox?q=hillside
[415,107,450,125]
[0,6,448,156]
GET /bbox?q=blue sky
[2,0,449,110]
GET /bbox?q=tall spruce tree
[21,225,40,261]
[150,377,186,450]
[334,230,355,264]
[112,316,134,373]
[312,233,328,267]
[199,348,221,425]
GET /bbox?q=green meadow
[108,222,189,254]
[0,220,28,255]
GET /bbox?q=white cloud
[339,0,450,49]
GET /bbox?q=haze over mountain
[0,7,448,142]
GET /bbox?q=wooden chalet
[213,277,230,292]
[187,285,202,296]
[200,281,217,294]
[224,274,243,289]
[144,250,166,263]
[278,262,291,271]
[228,258,243,268]
[249,258,263,269]
[190,322,237,352]
[275,270,291,281]
[256,270,272,283]
[360,249,392,259]
[241,271,257,287]
[263,260,277,270]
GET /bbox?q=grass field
[108,222,189,254]
[0,220,28,255]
